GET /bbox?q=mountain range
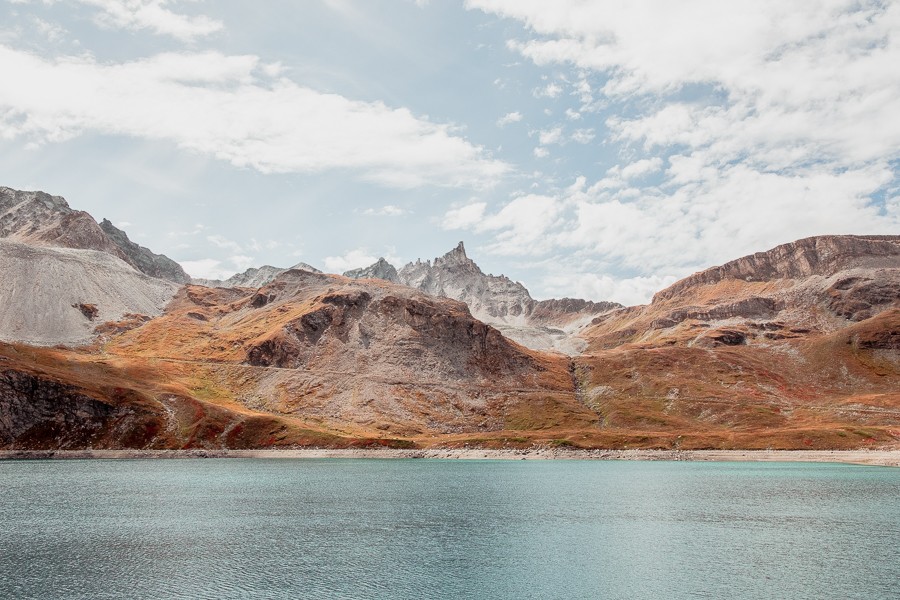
[0,186,897,451]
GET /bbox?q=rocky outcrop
[0,368,159,449]
[343,258,399,283]
[398,242,536,323]
[99,219,189,284]
[531,298,623,323]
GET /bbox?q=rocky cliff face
[653,235,900,303]
[0,367,158,449]
[99,219,190,284]
[0,186,188,283]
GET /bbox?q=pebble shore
[2,448,899,466]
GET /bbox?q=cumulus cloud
[362,205,407,216]
[443,202,487,229]
[324,250,376,273]
[537,127,563,145]
[79,0,223,41]
[570,128,594,144]
[496,111,523,126]
[542,271,679,307]
[179,255,252,280]
[532,82,562,98]
[459,0,900,302]
[444,194,561,255]
[0,46,509,189]
[617,157,662,180]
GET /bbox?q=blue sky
[0,0,898,304]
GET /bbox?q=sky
[0,0,898,305]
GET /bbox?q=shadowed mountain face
[99,219,190,284]
[0,186,897,451]
[0,187,189,284]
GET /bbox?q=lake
[0,458,897,599]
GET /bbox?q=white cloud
[0,46,509,189]
[496,111,523,126]
[532,82,562,98]
[538,126,563,145]
[570,128,594,144]
[618,157,662,180]
[362,204,407,216]
[323,248,378,273]
[444,164,898,302]
[178,254,254,280]
[31,17,66,42]
[461,1,900,302]
[206,233,243,253]
[443,202,486,229]
[444,194,562,255]
[78,0,223,41]
[532,146,549,158]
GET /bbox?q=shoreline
[2,448,900,467]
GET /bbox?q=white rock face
[0,240,178,346]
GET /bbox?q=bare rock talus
[0,240,178,346]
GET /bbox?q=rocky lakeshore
[2,447,899,467]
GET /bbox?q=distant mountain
[0,187,189,284]
[194,262,321,288]
[343,257,399,283]
[345,242,621,353]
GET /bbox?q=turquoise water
[0,459,898,599]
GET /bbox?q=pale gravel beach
[2,448,900,467]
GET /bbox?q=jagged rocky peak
[397,241,533,322]
[99,219,190,284]
[654,235,900,303]
[435,241,473,266]
[343,257,399,283]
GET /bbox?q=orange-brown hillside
[1,235,898,451]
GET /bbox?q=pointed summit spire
[443,241,466,259]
